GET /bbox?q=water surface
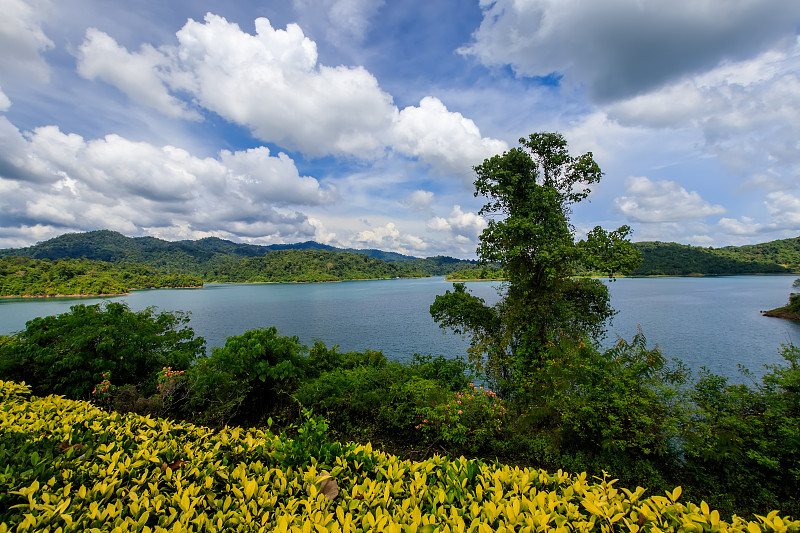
[2,275,798,380]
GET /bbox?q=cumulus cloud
[402,189,435,212]
[427,205,486,239]
[0,119,334,243]
[765,191,800,227]
[0,88,10,112]
[75,14,505,179]
[0,0,54,82]
[77,28,200,120]
[605,40,800,182]
[614,176,727,223]
[392,96,508,180]
[461,0,800,102]
[352,222,428,255]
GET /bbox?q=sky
[1,0,799,258]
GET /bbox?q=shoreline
[0,285,204,299]
[762,306,800,321]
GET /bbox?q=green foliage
[186,327,307,426]
[431,132,640,395]
[2,380,795,532]
[0,256,201,297]
[416,383,509,455]
[681,344,800,515]
[631,241,792,276]
[205,249,426,283]
[445,267,506,281]
[0,302,203,400]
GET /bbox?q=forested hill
[630,239,799,276]
[206,249,426,282]
[4,229,796,278]
[0,230,478,280]
[0,257,202,297]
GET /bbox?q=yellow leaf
[670,486,682,502]
[700,501,709,516]
[581,500,603,517]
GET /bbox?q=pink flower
[458,410,463,414]
[457,400,461,404]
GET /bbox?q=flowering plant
[416,382,508,453]
[156,366,185,404]
[91,371,116,408]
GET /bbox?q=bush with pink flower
[415,382,508,454]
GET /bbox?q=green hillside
[0,230,477,279]
[3,230,798,280]
[0,257,202,297]
[630,241,793,276]
[205,249,426,283]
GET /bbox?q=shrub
[416,382,509,455]
[186,327,307,427]
[681,344,800,516]
[0,302,203,400]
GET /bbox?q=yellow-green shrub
[1,380,796,533]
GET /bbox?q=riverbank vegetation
[0,257,202,297]
[1,302,798,523]
[764,278,800,320]
[2,229,798,284]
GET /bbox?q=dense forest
[0,257,202,297]
[205,249,426,283]
[2,230,798,282]
[0,230,479,280]
[630,241,794,275]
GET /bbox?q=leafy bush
[681,344,800,516]
[2,380,795,532]
[416,382,509,455]
[186,327,307,426]
[0,302,203,399]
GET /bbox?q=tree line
[0,257,202,297]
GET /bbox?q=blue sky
[1,0,799,257]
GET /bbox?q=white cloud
[74,14,505,181]
[0,87,10,112]
[174,14,395,158]
[77,28,200,120]
[765,191,800,226]
[0,0,54,83]
[392,96,508,180]
[717,217,765,236]
[461,0,800,102]
[427,205,486,239]
[0,119,334,243]
[402,189,435,212]
[605,40,800,184]
[351,221,429,256]
[614,176,726,223]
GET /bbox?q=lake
[1,275,799,381]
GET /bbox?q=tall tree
[430,133,640,395]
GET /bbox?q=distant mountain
[3,230,796,279]
[0,230,473,278]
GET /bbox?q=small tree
[430,133,640,396]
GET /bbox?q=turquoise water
[1,275,798,380]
